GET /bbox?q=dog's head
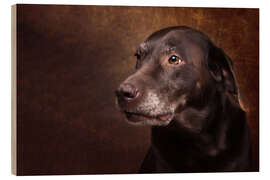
[116,26,246,126]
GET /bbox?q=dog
[115,26,252,173]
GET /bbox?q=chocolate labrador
[115,26,252,173]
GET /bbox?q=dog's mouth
[124,111,174,124]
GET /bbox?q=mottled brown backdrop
[16,4,259,175]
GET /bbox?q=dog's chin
[123,111,174,126]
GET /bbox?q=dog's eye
[134,53,141,60]
[168,55,182,65]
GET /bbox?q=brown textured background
[16,4,259,175]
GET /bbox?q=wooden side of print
[11,4,17,175]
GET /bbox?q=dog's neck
[152,90,246,156]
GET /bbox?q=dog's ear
[208,44,248,111]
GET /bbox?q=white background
[0,0,268,179]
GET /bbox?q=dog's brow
[140,43,148,51]
[162,46,176,54]
[135,43,148,55]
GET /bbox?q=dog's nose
[116,83,139,101]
